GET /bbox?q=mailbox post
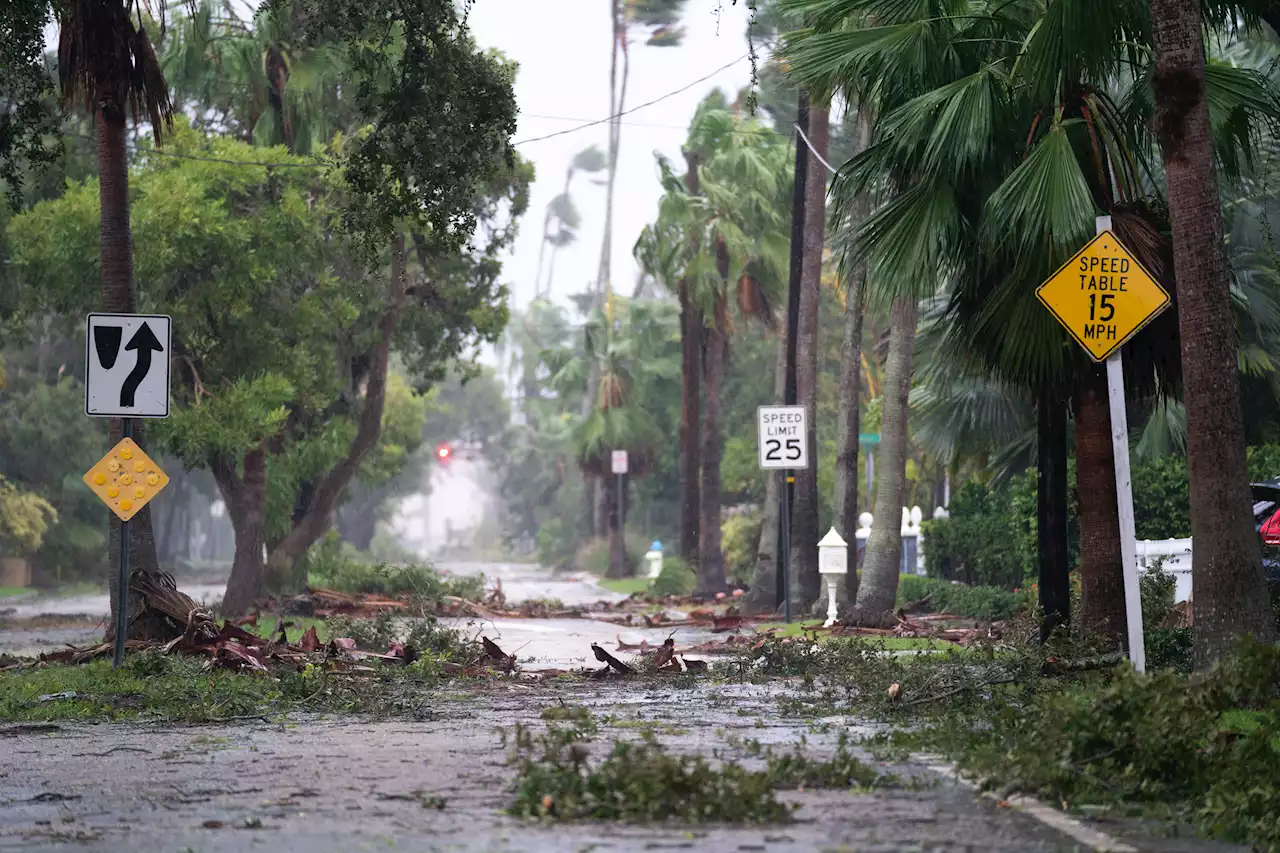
[817,527,848,628]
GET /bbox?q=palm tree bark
[678,151,703,565]
[1148,0,1277,665]
[98,88,164,639]
[607,471,629,578]
[744,328,788,613]
[849,297,917,624]
[790,101,829,609]
[1038,384,1071,641]
[262,232,408,592]
[696,291,729,597]
[1074,366,1126,648]
[833,106,874,605]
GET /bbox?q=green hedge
[920,474,1037,589]
[897,575,1033,621]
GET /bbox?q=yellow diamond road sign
[83,438,169,522]
[1036,230,1171,362]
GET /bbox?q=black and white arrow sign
[85,313,172,418]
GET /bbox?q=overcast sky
[469,1,756,311]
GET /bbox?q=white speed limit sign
[757,405,808,470]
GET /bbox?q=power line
[63,54,758,167]
[512,54,751,146]
[521,112,785,137]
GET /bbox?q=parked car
[1249,481,1280,581]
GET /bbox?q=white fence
[857,509,1195,603]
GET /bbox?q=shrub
[307,534,484,603]
[651,556,696,597]
[920,475,1036,588]
[896,575,1033,621]
[1131,455,1191,540]
[574,536,643,577]
[536,517,576,570]
[721,510,761,588]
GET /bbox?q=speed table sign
[1035,230,1170,362]
[757,405,808,469]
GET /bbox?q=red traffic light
[436,443,452,461]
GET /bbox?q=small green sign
[859,433,880,445]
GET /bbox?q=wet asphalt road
[0,564,1251,852]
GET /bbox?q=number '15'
[1089,293,1115,322]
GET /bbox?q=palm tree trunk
[1074,366,1126,648]
[678,150,704,565]
[833,106,873,605]
[1149,0,1277,666]
[744,328,787,613]
[696,292,729,597]
[98,88,163,638]
[1038,383,1071,641]
[790,101,828,610]
[850,297,917,624]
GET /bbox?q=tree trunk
[696,292,730,598]
[678,150,704,565]
[849,297,917,624]
[744,328,788,613]
[264,233,408,590]
[1038,384,1071,641]
[98,88,164,639]
[833,105,873,606]
[215,447,268,618]
[790,101,829,610]
[1074,366,1126,648]
[607,473,629,578]
[1148,0,1277,666]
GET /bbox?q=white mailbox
[817,527,848,627]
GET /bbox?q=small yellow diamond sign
[1036,230,1171,362]
[83,438,169,522]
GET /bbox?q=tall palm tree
[1148,0,1278,663]
[782,0,1280,639]
[534,146,607,299]
[58,0,186,638]
[636,93,791,595]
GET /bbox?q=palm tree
[161,0,353,154]
[1148,0,1278,663]
[636,92,791,595]
[57,0,187,638]
[534,146,607,299]
[544,298,679,577]
[782,0,1280,640]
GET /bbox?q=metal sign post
[83,313,172,668]
[1035,217,1168,672]
[757,405,809,622]
[612,450,629,554]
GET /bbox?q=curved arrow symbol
[120,323,163,408]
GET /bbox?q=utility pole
[776,91,809,621]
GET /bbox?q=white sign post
[85,313,172,419]
[756,405,808,469]
[1098,216,1147,673]
[611,450,629,475]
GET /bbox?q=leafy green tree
[9,125,528,615]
